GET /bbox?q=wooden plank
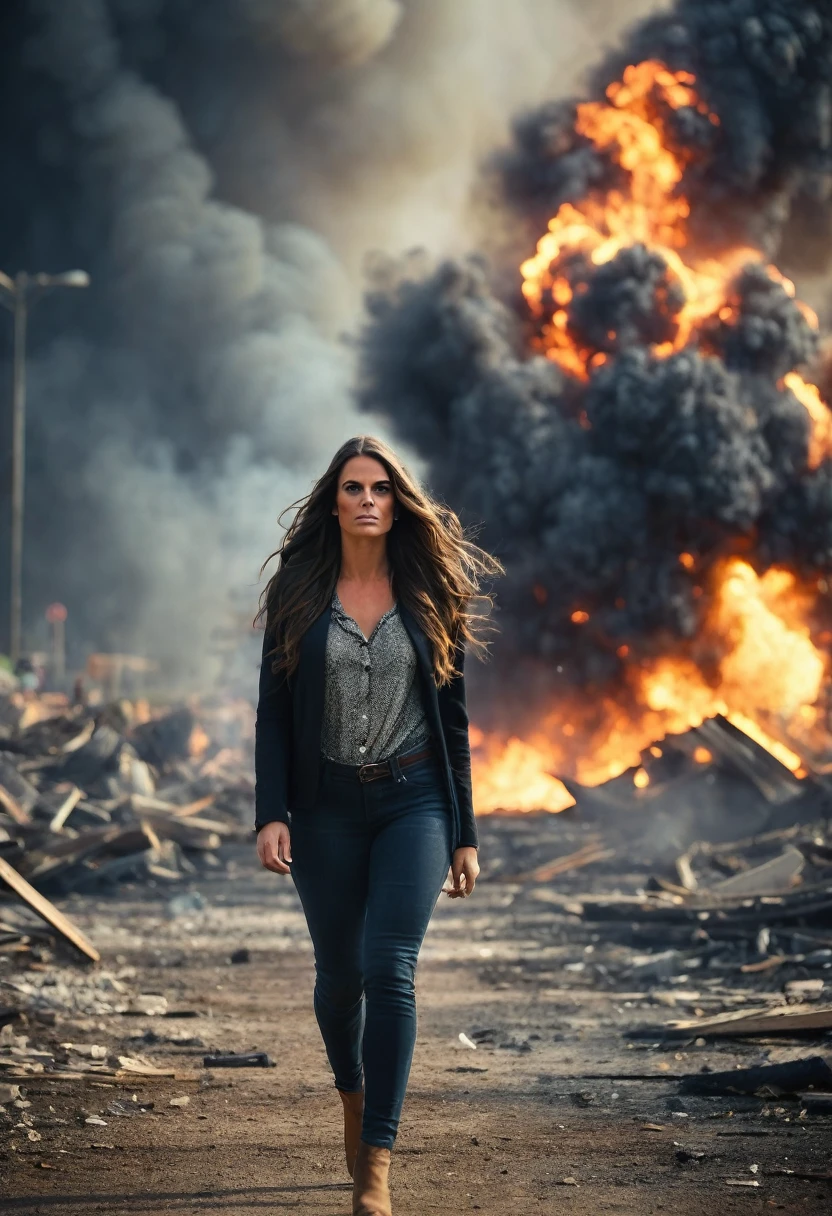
[709,846,805,897]
[0,856,100,962]
[174,794,216,818]
[49,786,84,832]
[658,1003,832,1038]
[137,808,239,841]
[0,783,28,826]
[499,840,615,884]
[21,825,144,883]
[693,716,803,804]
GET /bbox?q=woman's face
[333,455,396,538]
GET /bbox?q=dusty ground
[1,816,830,1215]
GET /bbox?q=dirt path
[1,828,830,1215]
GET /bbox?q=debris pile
[0,691,254,960]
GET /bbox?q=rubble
[202,1052,274,1069]
[650,1004,832,1040]
[0,857,99,961]
[0,690,254,962]
[678,1056,832,1097]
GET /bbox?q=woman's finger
[259,838,290,874]
[270,838,291,873]
[446,866,463,897]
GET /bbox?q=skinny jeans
[290,747,453,1149]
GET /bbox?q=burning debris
[360,0,832,811]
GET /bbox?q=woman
[254,435,501,1216]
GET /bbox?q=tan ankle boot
[352,1140,392,1216]
[338,1089,365,1178]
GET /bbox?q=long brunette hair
[256,436,503,686]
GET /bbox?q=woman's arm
[254,630,293,872]
[436,639,478,851]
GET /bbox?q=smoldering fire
[359,0,832,807]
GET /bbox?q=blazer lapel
[399,605,433,686]
[301,604,331,677]
[399,604,442,736]
[297,604,332,752]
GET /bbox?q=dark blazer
[254,604,477,851]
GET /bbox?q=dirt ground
[1,818,830,1215]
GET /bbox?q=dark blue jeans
[290,748,453,1149]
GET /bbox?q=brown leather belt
[357,746,434,784]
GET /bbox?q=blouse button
[359,746,366,754]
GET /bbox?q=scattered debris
[202,1052,274,1069]
[785,979,826,1002]
[0,691,253,910]
[708,846,805,897]
[498,837,615,884]
[0,857,99,962]
[675,1148,706,1163]
[167,892,208,918]
[800,1094,832,1115]
[651,1004,832,1040]
[679,1056,832,1097]
[117,1056,178,1077]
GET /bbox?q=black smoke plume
[360,0,832,709]
[1,0,618,682]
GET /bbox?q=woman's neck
[338,535,390,584]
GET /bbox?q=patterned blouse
[321,590,431,765]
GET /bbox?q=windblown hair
[256,435,503,686]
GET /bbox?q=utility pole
[0,269,90,665]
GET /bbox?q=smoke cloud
[2,0,646,684]
[242,0,404,68]
[359,0,832,707]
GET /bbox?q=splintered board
[0,856,100,962]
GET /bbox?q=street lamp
[0,269,90,666]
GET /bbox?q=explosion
[361,1,832,814]
[519,60,760,381]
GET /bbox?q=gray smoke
[12,0,355,684]
[242,0,404,67]
[5,0,643,684]
[359,0,832,707]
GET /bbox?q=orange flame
[471,734,576,814]
[784,373,832,469]
[473,60,832,816]
[473,558,827,812]
[520,61,760,379]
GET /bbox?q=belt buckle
[358,763,375,783]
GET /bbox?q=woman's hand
[446,847,479,898]
[256,821,293,874]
